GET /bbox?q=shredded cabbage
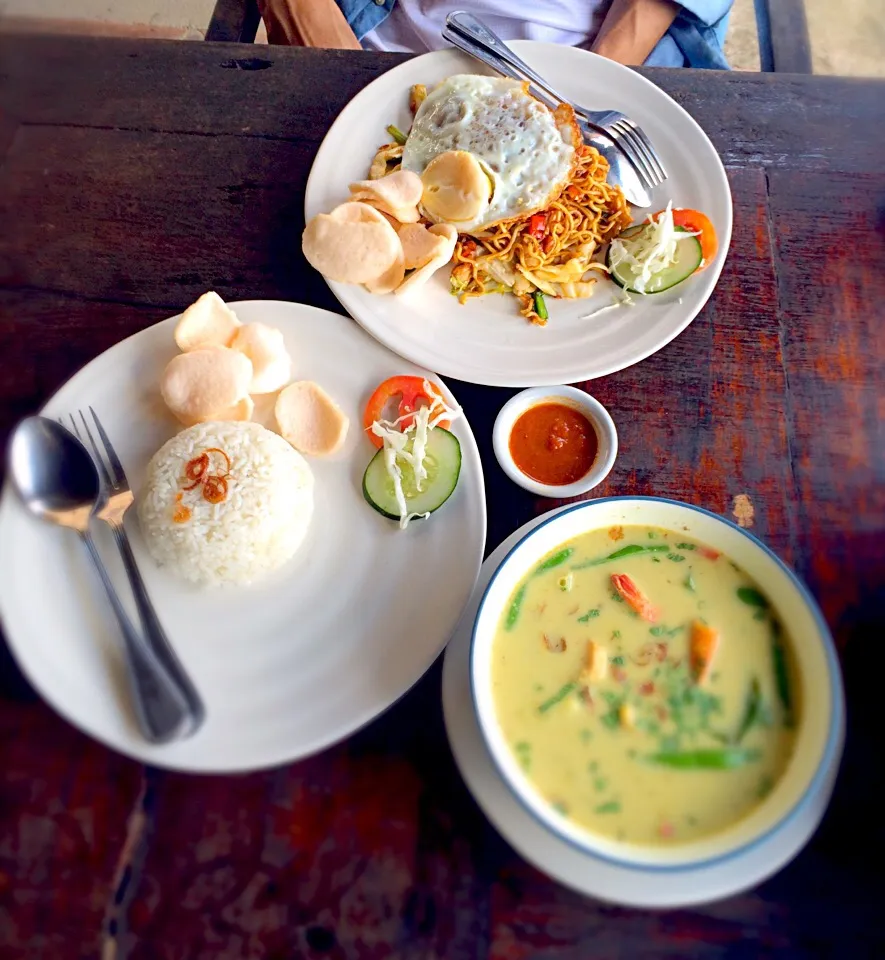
[607,202,699,295]
[578,289,636,320]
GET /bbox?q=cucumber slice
[606,224,703,294]
[362,428,462,522]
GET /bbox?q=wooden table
[1,36,883,958]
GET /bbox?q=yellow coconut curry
[491,525,798,846]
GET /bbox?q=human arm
[256,0,361,48]
[591,0,681,65]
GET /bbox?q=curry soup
[491,525,798,846]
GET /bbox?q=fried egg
[401,74,578,235]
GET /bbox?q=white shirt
[363,0,612,53]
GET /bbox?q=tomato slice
[528,213,548,241]
[650,208,718,270]
[363,375,449,448]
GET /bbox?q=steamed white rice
[138,421,314,586]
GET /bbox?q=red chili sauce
[509,402,598,486]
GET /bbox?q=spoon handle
[111,524,205,732]
[80,532,195,744]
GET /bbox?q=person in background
[257,0,733,69]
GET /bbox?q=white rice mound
[138,421,314,586]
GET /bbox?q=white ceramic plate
[305,42,732,387]
[0,301,486,772]
[442,505,843,908]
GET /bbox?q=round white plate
[0,301,486,772]
[305,42,732,387]
[442,508,838,908]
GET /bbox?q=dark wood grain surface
[1,36,884,959]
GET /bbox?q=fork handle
[441,27,561,114]
[111,523,206,732]
[446,12,575,113]
[80,532,197,744]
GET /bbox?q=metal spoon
[8,416,199,744]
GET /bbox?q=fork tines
[67,407,128,492]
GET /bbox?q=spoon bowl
[9,417,101,527]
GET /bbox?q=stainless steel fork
[445,11,668,191]
[70,407,205,739]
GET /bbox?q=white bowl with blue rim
[469,497,845,871]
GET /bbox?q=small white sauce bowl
[492,386,618,498]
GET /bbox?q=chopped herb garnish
[757,774,774,799]
[593,777,608,792]
[685,573,697,593]
[650,624,683,638]
[577,607,600,622]
[648,532,658,539]
[574,543,670,569]
[538,681,578,714]
[595,800,621,814]
[667,553,686,562]
[610,589,624,603]
[558,573,574,592]
[612,630,621,639]
[737,586,769,608]
[675,543,697,550]
[611,655,625,666]
[514,741,532,770]
[601,709,621,730]
[652,557,661,563]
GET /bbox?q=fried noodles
[450,144,632,324]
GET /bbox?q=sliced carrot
[689,620,720,685]
[610,573,659,623]
[649,208,718,269]
[698,545,721,561]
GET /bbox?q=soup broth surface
[491,525,797,845]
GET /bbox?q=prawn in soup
[491,525,798,845]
